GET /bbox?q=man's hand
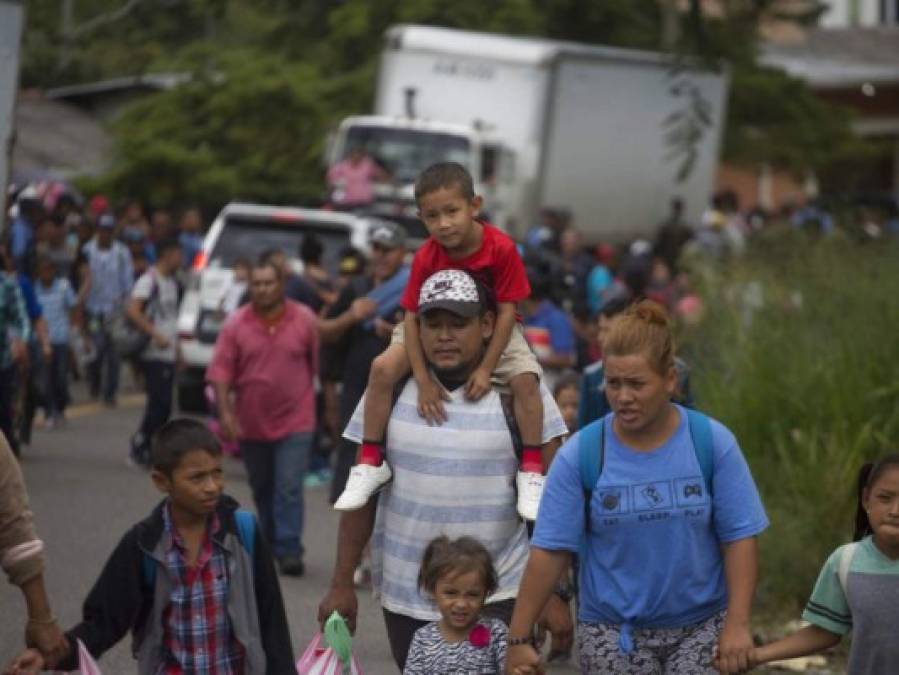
[416,378,450,425]
[373,317,394,340]
[3,649,45,675]
[535,595,574,659]
[151,332,171,349]
[317,584,359,634]
[714,618,754,673]
[25,620,68,668]
[505,644,543,675]
[10,339,28,368]
[350,298,377,323]
[464,366,492,401]
[220,411,242,442]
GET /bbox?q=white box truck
[329,24,729,242]
[0,0,25,226]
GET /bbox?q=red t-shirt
[401,223,531,313]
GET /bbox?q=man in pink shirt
[207,257,319,576]
[326,147,389,209]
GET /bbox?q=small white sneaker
[516,471,545,521]
[334,462,393,511]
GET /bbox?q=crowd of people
[1,163,897,675]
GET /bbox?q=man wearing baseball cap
[82,212,133,406]
[317,220,409,504]
[318,268,572,671]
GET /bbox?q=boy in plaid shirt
[7,419,293,675]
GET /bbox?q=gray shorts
[578,610,725,674]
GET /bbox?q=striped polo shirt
[802,535,899,674]
[344,379,568,620]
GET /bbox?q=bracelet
[27,615,57,625]
[554,583,574,603]
[507,635,535,646]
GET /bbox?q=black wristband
[507,635,535,646]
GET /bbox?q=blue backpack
[577,410,715,532]
[142,510,256,588]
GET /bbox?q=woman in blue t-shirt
[505,300,769,675]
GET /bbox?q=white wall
[819,0,884,28]
[0,1,24,224]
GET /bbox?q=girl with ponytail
[747,454,899,674]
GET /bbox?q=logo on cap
[418,269,482,317]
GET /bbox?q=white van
[176,202,371,411]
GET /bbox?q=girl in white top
[404,536,509,675]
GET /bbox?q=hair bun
[630,299,669,327]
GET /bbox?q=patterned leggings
[578,610,725,674]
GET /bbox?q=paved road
[0,384,579,674]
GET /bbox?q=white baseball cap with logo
[417,269,488,318]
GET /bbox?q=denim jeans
[130,359,175,464]
[0,365,18,454]
[240,432,312,559]
[86,313,120,403]
[44,344,70,417]
[19,342,44,446]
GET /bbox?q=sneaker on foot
[516,471,545,521]
[333,462,392,511]
[278,555,305,577]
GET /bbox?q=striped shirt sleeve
[801,547,853,635]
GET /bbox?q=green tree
[17,0,867,207]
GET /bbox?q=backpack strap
[838,541,859,596]
[141,509,257,589]
[234,509,256,562]
[499,393,523,462]
[578,418,605,533]
[685,409,714,497]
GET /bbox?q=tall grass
[680,230,899,614]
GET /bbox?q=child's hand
[3,649,45,675]
[417,378,450,425]
[506,644,543,674]
[464,367,492,401]
[25,619,68,668]
[716,619,754,673]
[713,642,758,674]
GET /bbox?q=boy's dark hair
[155,238,181,257]
[414,162,475,203]
[300,234,323,265]
[553,370,581,398]
[151,418,222,476]
[854,453,899,540]
[418,535,497,597]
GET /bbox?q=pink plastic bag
[295,633,363,675]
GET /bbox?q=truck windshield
[343,126,470,182]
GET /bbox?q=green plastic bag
[323,611,353,669]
